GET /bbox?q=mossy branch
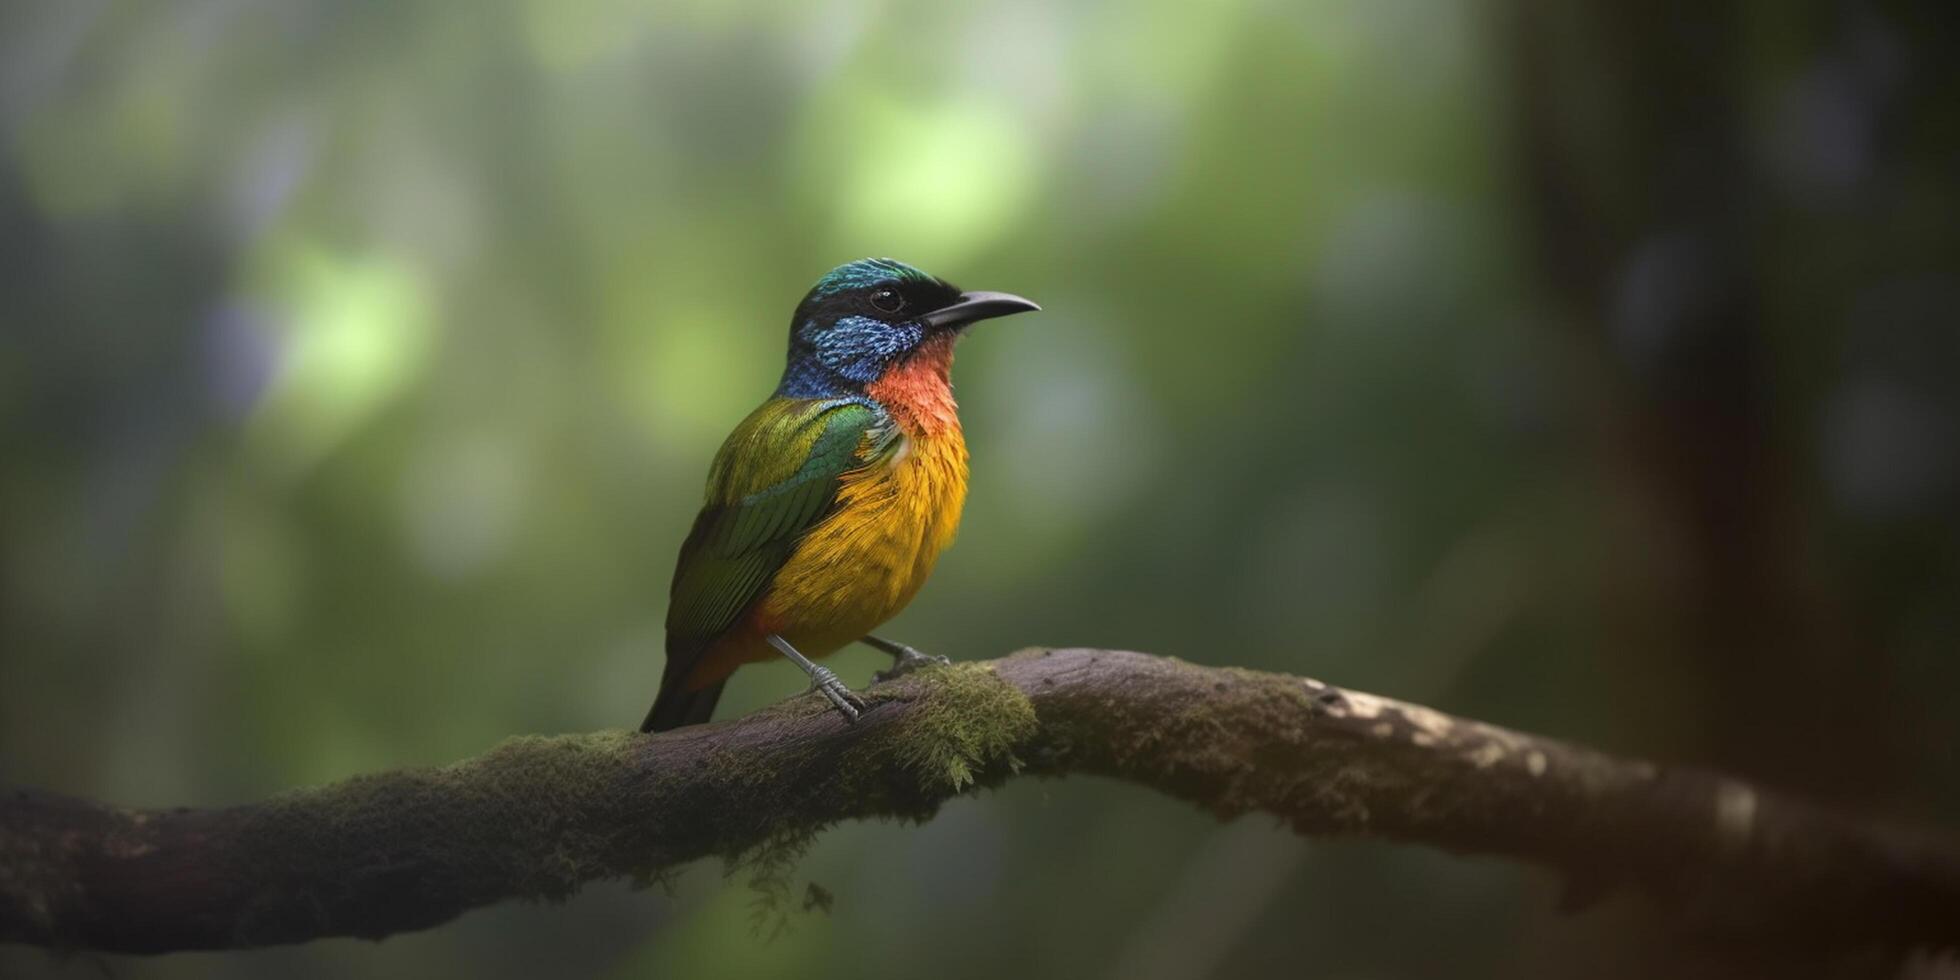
[3,648,1956,955]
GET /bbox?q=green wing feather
[663,397,893,662]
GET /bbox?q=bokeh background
[3,0,1957,977]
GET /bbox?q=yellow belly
[757,426,968,657]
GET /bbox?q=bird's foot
[806,664,864,723]
[871,644,952,685]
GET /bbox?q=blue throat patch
[777,315,923,398]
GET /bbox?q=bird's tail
[639,678,727,733]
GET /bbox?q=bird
[639,258,1039,732]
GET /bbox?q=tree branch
[3,648,1955,955]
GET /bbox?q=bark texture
[2,649,1955,955]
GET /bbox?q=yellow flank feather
[758,424,969,657]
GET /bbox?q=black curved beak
[919,290,1041,331]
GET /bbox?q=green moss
[885,662,1038,792]
[733,826,818,938]
[728,662,1038,930]
[106,668,1041,945]
[240,730,654,915]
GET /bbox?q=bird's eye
[868,288,904,314]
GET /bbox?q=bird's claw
[872,645,952,684]
[806,664,864,723]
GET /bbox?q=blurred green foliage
[3,0,1956,977]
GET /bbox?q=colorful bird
[639,259,1039,732]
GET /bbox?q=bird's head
[776,258,1039,398]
